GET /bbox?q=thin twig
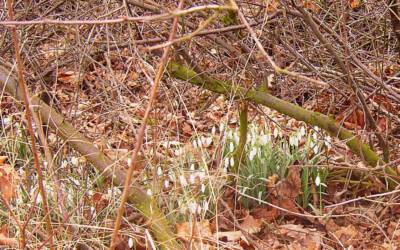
[0,5,236,26]
[6,1,55,249]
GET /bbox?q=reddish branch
[6,1,54,249]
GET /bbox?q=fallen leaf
[0,157,19,202]
[279,224,322,250]
[240,214,262,234]
[176,220,212,241]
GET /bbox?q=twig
[0,5,237,26]
[6,1,55,249]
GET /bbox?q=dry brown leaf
[270,166,301,215]
[251,207,279,222]
[279,224,322,250]
[266,0,280,13]
[331,224,361,247]
[176,220,212,241]
[349,0,361,9]
[240,214,262,234]
[302,0,321,13]
[0,225,18,248]
[0,157,19,202]
[58,71,79,86]
[215,231,243,242]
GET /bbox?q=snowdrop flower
[197,138,203,148]
[146,189,152,196]
[201,184,206,193]
[188,201,198,214]
[190,164,195,171]
[128,238,134,248]
[157,167,163,176]
[313,145,319,155]
[299,126,306,137]
[168,171,176,181]
[230,157,235,167]
[315,175,321,187]
[324,136,332,149]
[234,133,240,144]
[179,175,188,187]
[224,157,230,168]
[229,142,235,153]
[211,126,216,135]
[273,127,279,138]
[312,133,318,141]
[203,200,209,211]
[164,180,170,189]
[71,157,79,166]
[2,117,11,126]
[219,122,225,133]
[127,157,132,166]
[203,137,213,147]
[249,147,257,161]
[259,134,270,145]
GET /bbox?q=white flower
[313,126,319,132]
[201,184,206,193]
[224,157,230,168]
[324,136,332,149]
[219,122,225,133]
[249,147,257,160]
[315,175,321,187]
[203,200,209,211]
[146,189,152,196]
[179,175,188,187]
[128,238,134,248]
[210,48,217,54]
[299,126,306,137]
[211,126,216,135]
[2,117,11,126]
[168,171,175,181]
[71,157,79,166]
[273,127,279,138]
[230,157,235,167]
[127,157,132,166]
[190,164,195,171]
[164,180,170,189]
[313,145,319,155]
[188,201,198,214]
[233,133,240,144]
[312,133,318,141]
[192,140,198,148]
[259,134,270,145]
[197,138,203,148]
[229,142,235,153]
[157,167,163,176]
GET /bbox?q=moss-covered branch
[0,63,180,249]
[167,61,399,187]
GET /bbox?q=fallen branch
[0,63,180,249]
[166,61,399,188]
